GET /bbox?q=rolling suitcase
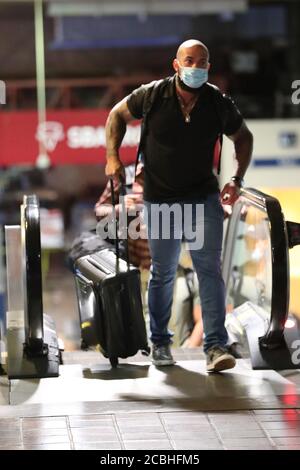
[74,178,150,367]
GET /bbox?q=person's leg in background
[178,263,203,348]
[170,266,194,347]
[144,201,182,365]
[184,193,236,371]
[184,301,203,348]
[170,244,203,348]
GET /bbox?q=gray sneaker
[206,346,236,373]
[152,344,175,366]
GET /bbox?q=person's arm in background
[220,120,253,206]
[94,179,121,220]
[94,178,143,221]
[105,97,137,181]
[95,202,121,220]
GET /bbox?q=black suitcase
[74,179,150,367]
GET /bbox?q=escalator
[1,188,300,377]
[223,187,300,369]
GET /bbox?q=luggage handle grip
[88,257,111,275]
[76,271,93,286]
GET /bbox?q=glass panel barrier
[226,201,272,317]
[222,188,299,369]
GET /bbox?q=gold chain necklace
[177,93,198,123]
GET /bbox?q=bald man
[105,39,253,372]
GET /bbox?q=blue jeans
[144,192,228,353]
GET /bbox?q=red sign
[0,110,140,166]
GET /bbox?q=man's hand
[124,194,143,212]
[220,181,241,206]
[105,157,125,182]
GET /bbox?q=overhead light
[48,0,248,17]
[285,318,296,329]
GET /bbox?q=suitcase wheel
[109,357,119,368]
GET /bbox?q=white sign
[0,80,6,105]
[35,121,141,152]
[36,121,65,152]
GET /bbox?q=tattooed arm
[105,97,136,181]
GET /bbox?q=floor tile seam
[69,412,119,444]
[66,416,75,450]
[112,413,126,450]
[69,412,115,429]
[202,414,226,450]
[19,417,25,450]
[250,410,278,449]
[158,412,178,450]
[23,444,72,450]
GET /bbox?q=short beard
[176,73,200,94]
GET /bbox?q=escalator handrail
[21,194,45,353]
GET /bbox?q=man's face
[173,46,210,73]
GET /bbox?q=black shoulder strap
[207,83,227,175]
[134,78,170,178]
[142,78,165,117]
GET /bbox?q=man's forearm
[233,131,253,179]
[95,204,120,219]
[105,110,127,160]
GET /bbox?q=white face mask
[179,66,208,89]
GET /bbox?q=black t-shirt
[127,75,243,202]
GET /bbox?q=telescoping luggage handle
[109,176,130,271]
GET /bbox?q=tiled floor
[1,410,300,450]
[1,353,300,450]
[1,258,300,451]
